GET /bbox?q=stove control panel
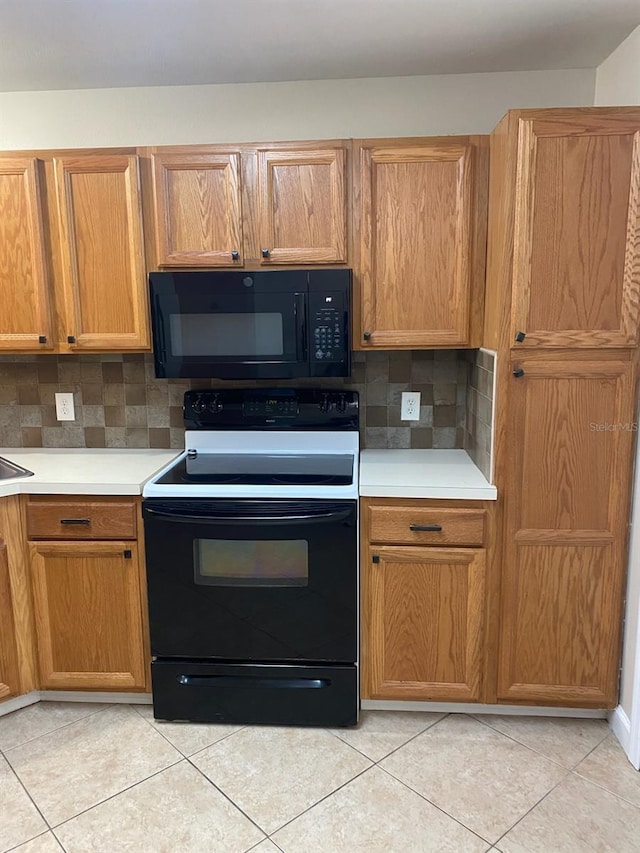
[183,389,359,430]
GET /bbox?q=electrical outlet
[401,391,421,421]
[55,392,75,421]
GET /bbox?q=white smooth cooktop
[143,431,360,500]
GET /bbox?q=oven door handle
[178,674,329,689]
[145,507,353,525]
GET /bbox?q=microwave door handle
[145,507,353,525]
[294,293,307,361]
[154,294,168,365]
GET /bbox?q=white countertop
[0,449,180,496]
[359,449,497,500]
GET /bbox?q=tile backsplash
[464,348,495,481]
[0,350,470,450]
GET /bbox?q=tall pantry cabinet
[485,108,640,707]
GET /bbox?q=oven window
[194,539,309,587]
[170,313,284,357]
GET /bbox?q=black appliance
[149,269,351,380]
[142,388,359,727]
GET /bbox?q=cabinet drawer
[27,500,137,540]
[368,506,485,546]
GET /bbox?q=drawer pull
[409,524,442,532]
[60,518,91,525]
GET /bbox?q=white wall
[0,69,595,150]
[595,23,640,105]
[595,24,640,725]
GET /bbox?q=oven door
[149,270,308,379]
[143,499,357,664]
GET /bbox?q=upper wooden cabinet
[0,158,54,350]
[486,108,640,349]
[257,146,347,264]
[354,136,488,349]
[152,151,243,267]
[54,154,150,350]
[148,142,348,268]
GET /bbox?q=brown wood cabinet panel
[497,357,635,706]
[510,112,640,348]
[27,499,137,540]
[0,158,53,350]
[152,151,243,266]
[0,540,20,700]
[355,137,487,348]
[368,505,485,547]
[54,154,149,350]
[362,545,485,701]
[257,147,347,264]
[30,540,147,690]
[0,495,37,694]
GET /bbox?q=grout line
[50,826,68,852]
[3,752,53,834]
[130,702,248,759]
[1,703,114,754]
[184,753,269,840]
[570,765,640,811]
[375,763,492,848]
[49,756,185,831]
[366,711,450,763]
[264,762,376,839]
[491,770,570,848]
[5,830,57,853]
[469,713,609,771]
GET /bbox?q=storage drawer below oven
[151,660,358,727]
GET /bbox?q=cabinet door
[357,140,477,348]
[152,152,243,267]
[257,147,347,264]
[362,545,485,701]
[0,540,20,700]
[511,114,640,347]
[54,154,149,350]
[30,540,147,690]
[498,358,635,706]
[0,158,53,350]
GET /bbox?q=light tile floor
[1,702,639,852]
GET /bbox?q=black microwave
[149,269,351,380]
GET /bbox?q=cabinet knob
[372,554,380,564]
[261,248,270,258]
[512,368,525,378]
[363,331,371,341]
[38,335,47,344]
[67,335,76,344]
[515,331,526,343]
[231,250,239,261]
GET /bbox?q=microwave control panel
[309,291,346,362]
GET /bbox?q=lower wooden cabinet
[29,539,148,691]
[361,498,489,702]
[0,540,20,699]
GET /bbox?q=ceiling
[0,0,638,93]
